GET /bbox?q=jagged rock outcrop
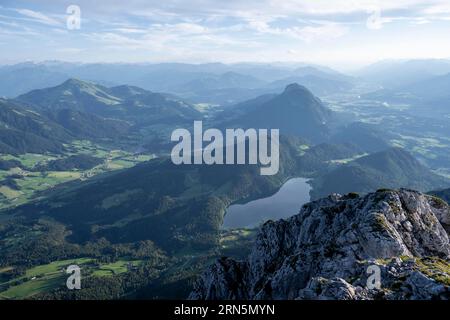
[190,189,450,300]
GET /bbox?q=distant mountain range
[0,61,355,105]
[391,73,450,110]
[311,147,449,199]
[17,78,201,125]
[6,59,450,106]
[357,59,450,88]
[176,71,265,92]
[0,63,69,98]
[264,74,353,96]
[174,66,355,105]
[404,73,450,103]
[363,71,450,114]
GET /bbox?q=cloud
[0,18,20,28]
[423,3,450,14]
[114,27,148,34]
[289,23,349,42]
[267,0,410,15]
[1,0,450,66]
[243,15,349,42]
[10,0,450,22]
[56,47,85,54]
[89,23,233,51]
[412,18,431,25]
[15,8,61,26]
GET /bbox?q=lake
[222,177,311,229]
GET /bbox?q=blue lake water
[222,177,311,229]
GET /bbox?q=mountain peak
[58,78,103,92]
[283,83,312,95]
[231,82,331,143]
[62,78,85,86]
[60,78,95,89]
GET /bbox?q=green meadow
[0,258,144,299]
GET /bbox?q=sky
[1,0,450,70]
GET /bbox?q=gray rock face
[190,189,450,300]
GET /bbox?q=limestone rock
[190,189,450,300]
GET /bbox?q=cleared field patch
[17,154,56,169]
[0,267,13,273]
[0,173,82,209]
[92,260,142,277]
[46,171,82,179]
[0,274,64,299]
[0,186,21,199]
[25,258,93,278]
[0,258,93,299]
[101,189,142,210]
[68,140,110,158]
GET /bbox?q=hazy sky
[1,0,450,70]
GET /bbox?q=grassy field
[0,221,258,300]
[0,140,155,209]
[0,258,147,299]
[0,172,82,209]
[91,260,143,277]
[0,153,59,169]
[0,258,93,299]
[24,258,93,278]
[0,186,21,199]
[0,275,65,299]
[193,103,220,113]
[298,144,310,156]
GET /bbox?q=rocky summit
[190,189,450,300]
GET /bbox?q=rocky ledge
[190,189,450,300]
